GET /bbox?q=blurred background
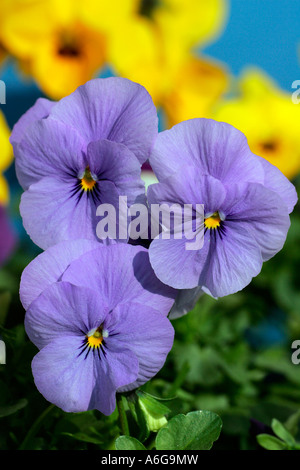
[1,0,300,450]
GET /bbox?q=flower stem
[116,393,130,436]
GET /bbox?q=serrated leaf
[155,410,222,450]
[115,436,147,450]
[271,419,295,446]
[257,434,288,450]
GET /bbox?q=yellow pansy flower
[0,0,117,99]
[213,69,300,180]
[163,55,229,128]
[0,111,13,205]
[108,0,228,112]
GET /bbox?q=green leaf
[155,410,222,450]
[0,398,28,418]
[271,419,296,446]
[62,431,103,445]
[137,390,170,417]
[115,436,147,450]
[257,434,288,450]
[284,410,300,437]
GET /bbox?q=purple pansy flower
[24,244,175,414]
[10,78,158,250]
[148,119,297,312]
[0,205,16,266]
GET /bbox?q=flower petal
[201,223,263,297]
[168,287,204,320]
[19,176,111,249]
[25,282,107,349]
[256,155,298,214]
[62,244,176,315]
[14,118,85,190]
[32,337,96,413]
[221,182,291,261]
[150,118,264,185]
[149,235,210,289]
[20,239,100,310]
[106,302,174,392]
[87,139,145,206]
[10,97,55,145]
[50,77,158,164]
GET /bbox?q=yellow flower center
[81,166,97,191]
[204,212,221,230]
[86,327,103,349]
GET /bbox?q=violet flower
[24,243,176,414]
[10,78,158,250]
[148,119,297,312]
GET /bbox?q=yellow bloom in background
[0,0,118,99]
[213,69,300,180]
[163,55,229,128]
[153,0,228,51]
[108,0,229,119]
[0,111,13,205]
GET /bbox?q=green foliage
[115,436,147,450]
[257,416,300,450]
[155,411,222,450]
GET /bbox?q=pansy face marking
[204,211,226,240]
[78,324,109,360]
[80,166,97,192]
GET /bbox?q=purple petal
[150,119,265,186]
[87,139,145,206]
[20,239,100,310]
[32,331,138,415]
[108,303,174,392]
[14,119,85,190]
[200,223,263,298]
[25,282,107,349]
[19,176,116,249]
[32,337,97,413]
[62,244,176,315]
[148,169,226,214]
[10,97,55,145]
[222,182,291,262]
[89,345,139,415]
[50,77,158,164]
[255,155,298,214]
[149,235,210,289]
[168,287,204,320]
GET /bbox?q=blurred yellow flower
[0,0,118,98]
[163,55,229,127]
[0,111,13,205]
[108,0,228,119]
[213,69,300,180]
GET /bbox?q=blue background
[203,0,300,92]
